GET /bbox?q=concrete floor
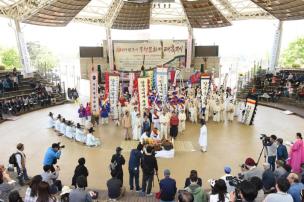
[0,104,303,191]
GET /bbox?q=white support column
[14,20,31,74]
[186,27,193,69]
[106,27,114,71]
[270,21,283,72]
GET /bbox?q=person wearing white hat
[60,186,72,201]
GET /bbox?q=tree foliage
[0,48,21,69]
[280,37,304,68]
[27,41,58,70]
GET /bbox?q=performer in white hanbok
[198,119,208,152]
[152,109,160,129]
[131,107,138,132]
[86,127,101,147]
[165,110,171,135]
[59,118,67,135]
[55,114,62,131]
[47,112,55,129]
[65,121,75,139]
[159,111,168,139]
[178,110,186,134]
[75,123,86,143]
[112,104,120,126]
[212,101,220,122]
[205,100,210,122]
[132,113,142,140]
[226,100,235,122]
[189,103,198,123]
[219,101,225,122]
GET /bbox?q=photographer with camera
[262,135,277,171]
[229,180,258,202]
[43,143,64,170]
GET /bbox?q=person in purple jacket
[78,104,86,125]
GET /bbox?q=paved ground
[259,101,304,118]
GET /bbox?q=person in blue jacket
[43,143,62,171]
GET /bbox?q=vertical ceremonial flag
[138,77,149,113]
[109,75,120,112]
[129,73,135,95]
[156,68,168,102]
[173,69,181,87]
[90,67,99,115]
[201,75,210,106]
[241,98,257,125]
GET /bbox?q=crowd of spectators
[2,131,304,202]
[0,68,20,94]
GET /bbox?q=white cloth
[60,122,66,134]
[198,125,207,151]
[65,126,75,139]
[75,128,86,143]
[55,119,61,131]
[155,149,174,158]
[132,117,142,140]
[47,116,55,128]
[178,112,186,132]
[86,133,100,147]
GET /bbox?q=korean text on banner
[138,77,149,113]
[109,75,120,112]
[90,68,99,115]
[201,75,210,106]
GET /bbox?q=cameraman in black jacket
[141,145,158,196]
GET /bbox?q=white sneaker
[146,193,153,197]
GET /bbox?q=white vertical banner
[156,68,168,102]
[138,77,149,113]
[129,73,135,94]
[201,75,210,106]
[173,69,181,87]
[109,75,120,112]
[241,99,257,125]
[90,67,99,115]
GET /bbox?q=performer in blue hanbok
[75,123,86,143]
[47,112,55,129]
[86,127,101,147]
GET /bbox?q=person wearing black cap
[47,112,55,129]
[110,147,125,185]
[85,127,100,147]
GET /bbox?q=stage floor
[0,103,303,190]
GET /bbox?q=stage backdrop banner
[156,68,168,102]
[201,75,210,106]
[138,77,149,113]
[242,99,257,125]
[109,75,120,112]
[90,67,99,115]
[113,40,186,71]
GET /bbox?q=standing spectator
[142,115,151,134]
[122,111,132,140]
[128,143,143,191]
[69,176,92,202]
[24,175,42,202]
[276,138,288,162]
[169,111,179,140]
[159,169,177,202]
[262,163,276,194]
[264,178,293,202]
[41,165,61,194]
[141,145,158,196]
[15,143,30,185]
[288,133,304,173]
[43,143,62,169]
[263,135,277,171]
[185,172,206,202]
[110,147,126,185]
[0,166,16,201]
[287,173,304,202]
[36,181,57,202]
[72,158,89,188]
[209,179,229,202]
[107,172,125,200]
[184,170,202,188]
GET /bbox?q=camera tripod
[256,144,268,166]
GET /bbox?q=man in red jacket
[169,111,179,140]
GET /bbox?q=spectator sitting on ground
[107,172,125,200]
[287,173,304,202]
[264,178,293,202]
[37,181,57,202]
[230,180,258,202]
[262,163,276,194]
[185,171,207,202]
[24,175,42,202]
[69,176,92,202]
[41,165,61,194]
[184,170,202,188]
[241,158,263,180]
[0,165,16,201]
[178,191,194,202]
[8,190,23,202]
[274,160,287,180]
[159,169,177,202]
[209,179,229,202]
[72,157,89,188]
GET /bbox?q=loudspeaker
[200,64,204,73]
